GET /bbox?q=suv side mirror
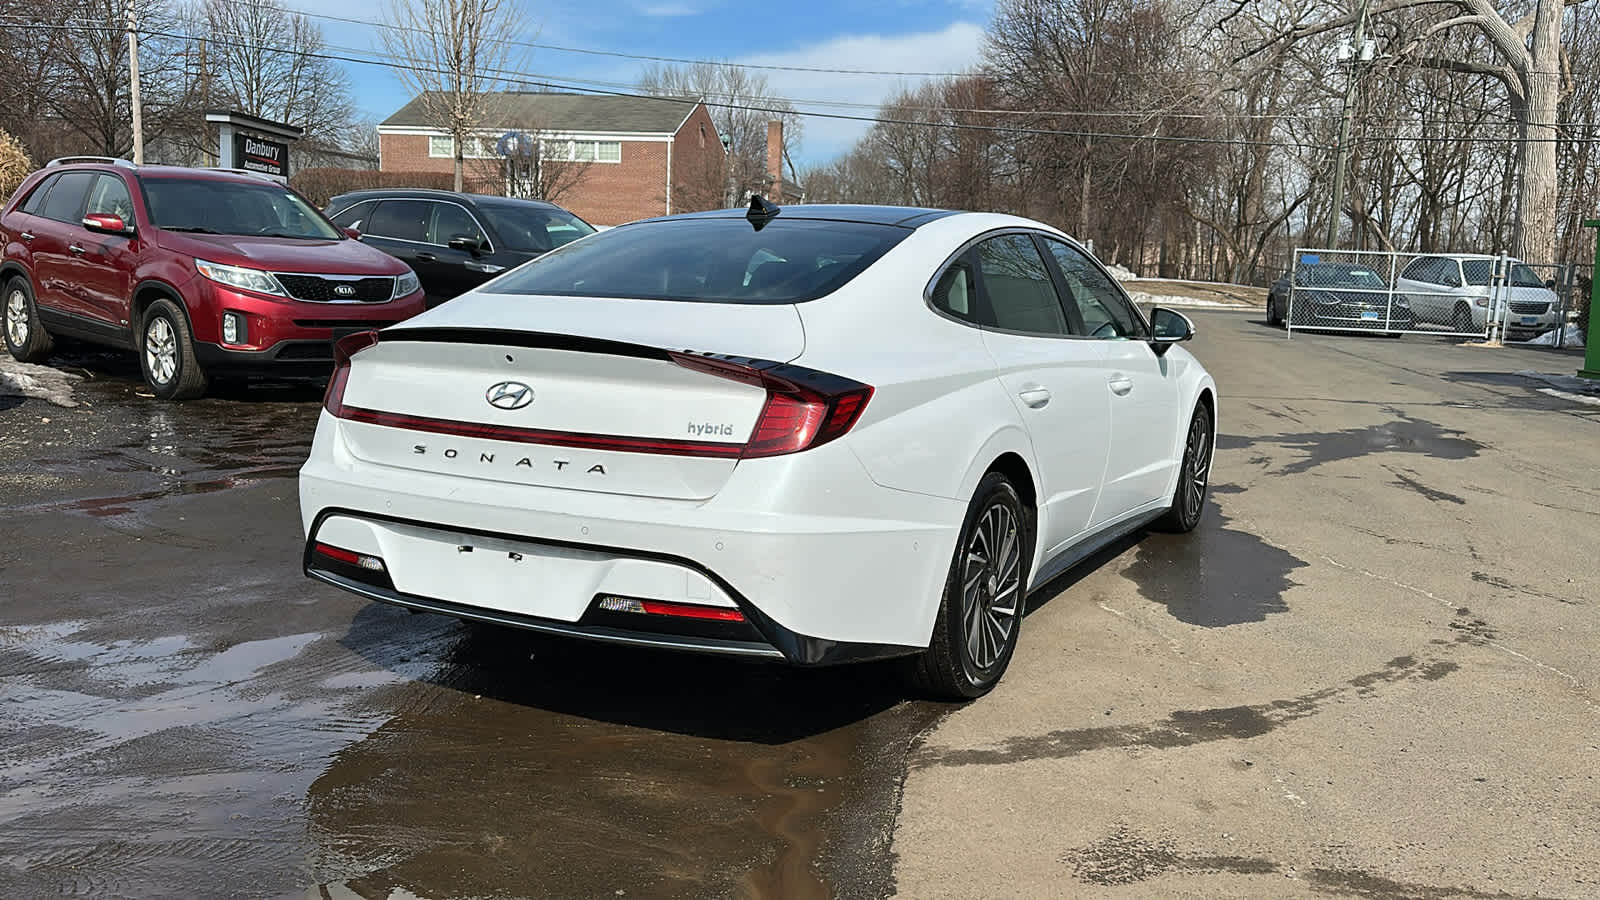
[83,213,132,236]
[448,235,486,255]
[342,226,362,240]
[1544,278,1558,290]
[1149,307,1195,356]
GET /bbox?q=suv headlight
[393,270,421,299]
[195,259,285,297]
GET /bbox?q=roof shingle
[379,92,700,135]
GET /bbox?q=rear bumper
[298,411,964,660]
[303,508,920,665]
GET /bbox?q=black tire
[3,275,54,363]
[1452,303,1476,336]
[138,298,209,401]
[1265,295,1280,327]
[907,472,1032,700]
[1153,402,1214,534]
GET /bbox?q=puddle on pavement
[0,592,940,899]
[1218,414,1484,476]
[1121,500,1308,627]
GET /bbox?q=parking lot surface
[2,313,1597,898]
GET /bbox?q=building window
[427,134,497,159]
[541,140,621,164]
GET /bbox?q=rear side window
[490,218,909,304]
[974,234,1067,335]
[366,200,430,243]
[930,255,977,321]
[18,175,58,215]
[1462,260,1493,286]
[38,172,95,223]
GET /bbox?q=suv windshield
[1295,264,1386,288]
[477,202,595,253]
[1462,259,1547,288]
[489,217,910,303]
[143,177,340,240]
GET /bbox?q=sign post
[203,110,304,183]
[1580,219,1600,380]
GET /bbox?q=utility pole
[1324,0,1372,249]
[126,0,145,164]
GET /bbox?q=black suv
[325,190,596,306]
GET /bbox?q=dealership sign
[233,134,289,177]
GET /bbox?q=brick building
[377,93,726,226]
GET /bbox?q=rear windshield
[143,177,340,240]
[477,202,595,253]
[487,217,910,303]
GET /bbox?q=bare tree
[1242,0,1594,263]
[379,0,528,191]
[472,113,593,203]
[193,0,353,147]
[636,62,801,205]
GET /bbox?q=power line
[3,18,1591,145]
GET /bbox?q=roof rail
[46,156,137,169]
[205,167,280,180]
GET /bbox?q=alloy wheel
[144,317,178,385]
[5,289,27,347]
[960,503,1022,672]
[1182,410,1213,522]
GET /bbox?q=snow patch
[1127,290,1250,309]
[1514,369,1600,403]
[1104,262,1139,281]
[1523,324,1585,348]
[0,359,80,408]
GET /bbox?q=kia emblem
[334,284,357,297]
[486,381,535,410]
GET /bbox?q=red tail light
[323,330,380,416]
[669,353,873,458]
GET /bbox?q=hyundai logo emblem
[486,381,535,410]
[333,284,358,297]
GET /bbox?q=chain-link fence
[1273,249,1583,345]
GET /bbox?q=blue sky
[286,0,994,165]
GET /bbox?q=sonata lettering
[409,444,605,476]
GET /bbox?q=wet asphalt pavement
[3,317,1599,898]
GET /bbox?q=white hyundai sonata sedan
[299,200,1217,699]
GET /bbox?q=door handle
[1018,388,1052,408]
[466,261,505,274]
[415,252,437,262]
[1108,374,1134,396]
[68,244,86,255]
[20,231,34,242]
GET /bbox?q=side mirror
[1544,278,1557,290]
[82,213,132,236]
[342,226,362,240]
[1149,307,1195,356]
[448,235,486,255]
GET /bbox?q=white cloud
[738,21,987,164]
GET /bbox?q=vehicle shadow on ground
[336,602,912,744]
[46,339,328,403]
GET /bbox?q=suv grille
[276,274,394,303]
[1509,301,1550,315]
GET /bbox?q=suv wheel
[139,299,209,401]
[907,472,1031,700]
[1153,402,1214,534]
[3,276,54,363]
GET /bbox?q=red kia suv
[1,158,427,399]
